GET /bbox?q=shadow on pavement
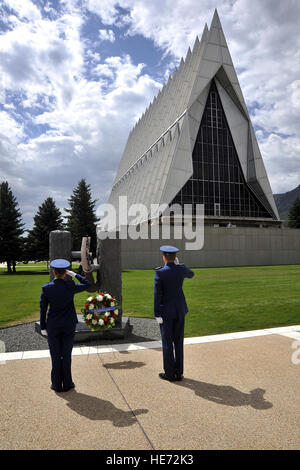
[175,378,273,409]
[57,390,149,426]
[75,334,160,348]
[103,360,146,370]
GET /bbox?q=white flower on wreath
[111,301,115,306]
[86,314,93,320]
[105,311,110,317]
[110,318,114,324]
[96,294,103,302]
[99,319,104,326]
[114,309,119,315]
[92,319,97,325]
[89,304,94,310]
[105,294,112,300]
[87,296,93,302]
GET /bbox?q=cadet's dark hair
[53,268,67,276]
[163,252,176,261]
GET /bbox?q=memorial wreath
[81,292,119,331]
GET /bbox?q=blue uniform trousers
[47,325,76,391]
[160,314,185,377]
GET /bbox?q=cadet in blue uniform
[40,259,91,392]
[154,246,194,382]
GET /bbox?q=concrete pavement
[0,327,299,450]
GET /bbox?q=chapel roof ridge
[130,25,209,135]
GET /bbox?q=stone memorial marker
[35,230,132,341]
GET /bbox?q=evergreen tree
[288,197,300,228]
[0,181,24,273]
[25,197,64,262]
[65,179,99,256]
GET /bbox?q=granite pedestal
[35,315,133,342]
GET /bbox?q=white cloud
[86,0,120,25]
[0,111,24,144]
[0,9,161,226]
[260,133,300,194]
[86,49,101,63]
[0,11,84,109]
[4,0,42,21]
[98,29,115,42]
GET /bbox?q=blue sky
[0,0,300,229]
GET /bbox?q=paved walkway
[0,326,299,450]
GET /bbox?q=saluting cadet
[40,259,91,392]
[154,246,194,382]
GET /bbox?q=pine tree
[65,179,99,256]
[288,197,300,228]
[0,181,24,273]
[25,197,64,262]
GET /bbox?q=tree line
[0,178,99,273]
[1,179,300,274]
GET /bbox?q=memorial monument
[35,230,132,341]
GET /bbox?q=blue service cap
[160,245,179,254]
[50,258,70,269]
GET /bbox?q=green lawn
[0,265,83,327]
[122,265,300,337]
[0,265,300,337]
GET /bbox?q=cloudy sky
[0,0,300,229]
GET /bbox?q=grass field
[0,264,300,337]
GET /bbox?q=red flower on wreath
[104,317,108,323]
[85,303,89,307]
[92,299,97,304]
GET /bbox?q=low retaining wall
[118,226,300,269]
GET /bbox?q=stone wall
[119,226,300,269]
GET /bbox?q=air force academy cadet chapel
[100,10,300,269]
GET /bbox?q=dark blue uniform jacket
[154,262,194,319]
[40,274,91,330]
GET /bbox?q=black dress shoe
[50,385,63,392]
[175,374,184,381]
[159,373,176,382]
[63,383,75,392]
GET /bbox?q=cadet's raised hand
[66,270,76,278]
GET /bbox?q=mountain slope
[274,184,300,221]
